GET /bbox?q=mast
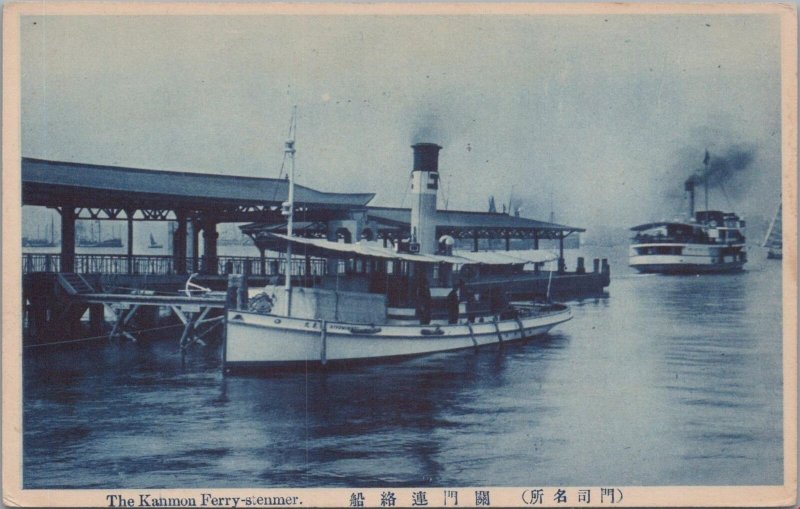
[282,107,297,316]
[703,149,710,213]
[763,201,782,247]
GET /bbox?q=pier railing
[22,253,326,277]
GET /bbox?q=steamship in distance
[77,221,123,248]
[22,217,57,248]
[629,154,747,274]
[224,140,573,370]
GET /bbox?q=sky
[20,11,784,232]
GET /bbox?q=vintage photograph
[3,3,796,507]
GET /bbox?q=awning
[269,233,558,265]
[452,249,558,265]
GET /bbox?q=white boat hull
[224,306,572,370]
[629,244,746,274]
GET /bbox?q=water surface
[23,248,784,488]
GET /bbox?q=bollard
[227,274,243,310]
[576,257,585,274]
[601,258,611,285]
[237,275,249,311]
[593,258,600,273]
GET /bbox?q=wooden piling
[227,274,243,311]
[237,275,248,311]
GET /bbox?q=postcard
[2,3,797,507]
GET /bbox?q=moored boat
[226,290,571,369]
[224,122,573,371]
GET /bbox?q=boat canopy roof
[630,222,694,232]
[269,233,558,265]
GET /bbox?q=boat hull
[224,307,572,370]
[629,245,746,274]
[630,261,745,274]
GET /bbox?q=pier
[22,155,609,345]
[21,156,371,344]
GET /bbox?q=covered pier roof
[268,233,558,265]
[366,206,584,239]
[22,157,375,221]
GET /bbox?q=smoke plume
[684,144,757,189]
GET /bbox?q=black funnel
[412,143,442,172]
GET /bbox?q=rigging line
[718,180,733,210]
[23,322,188,349]
[399,173,411,209]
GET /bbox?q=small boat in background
[148,233,163,249]
[23,217,57,247]
[78,221,123,248]
[763,201,782,260]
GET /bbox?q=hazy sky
[21,12,783,229]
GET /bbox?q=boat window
[636,246,682,255]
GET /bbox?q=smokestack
[685,179,695,218]
[413,142,441,172]
[410,143,442,255]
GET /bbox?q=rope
[192,319,224,342]
[23,316,223,350]
[102,286,186,296]
[399,175,411,208]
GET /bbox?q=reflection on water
[23,250,783,488]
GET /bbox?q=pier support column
[472,229,479,252]
[189,218,200,273]
[89,303,105,335]
[173,211,188,275]
[202,220,219,275]
[325,228,339,276]
[227,274,249,311]
[258,246,267,276]
[59,207,76,273]
[126,208,135,274]
[558,233,566,274]
[504,232,511,251]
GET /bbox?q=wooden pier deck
[22,272,233,348]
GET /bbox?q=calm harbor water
[22,247,783,488]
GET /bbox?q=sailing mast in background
[763,200,782,260]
